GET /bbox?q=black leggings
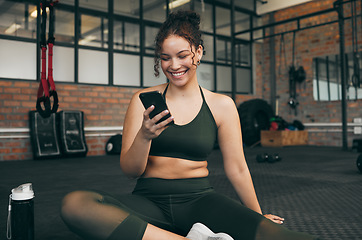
[61,177,319,240]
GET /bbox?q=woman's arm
[120,90,173,178]
[215,96,262,213]
[214,95,284,223]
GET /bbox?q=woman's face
[160,35,202,86]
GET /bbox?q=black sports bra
[149,85,218,161]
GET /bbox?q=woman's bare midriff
[142,156,209,179]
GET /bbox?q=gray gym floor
[0,146,361,240]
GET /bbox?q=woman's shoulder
[202,88,235,109]
[201,88,238,126]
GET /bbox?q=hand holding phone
[139,91,174,125]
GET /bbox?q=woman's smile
[169,70,188,78]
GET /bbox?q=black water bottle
[7,183,35,240]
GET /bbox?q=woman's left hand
[263,214,285,224]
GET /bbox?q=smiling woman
[60,10,320,240]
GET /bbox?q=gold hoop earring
[197,60,201,66]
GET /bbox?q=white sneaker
[186,223,234,240]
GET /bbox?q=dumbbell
[256,153,282,163]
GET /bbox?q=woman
[61,10,319,240]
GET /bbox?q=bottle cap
[11,183,34,200]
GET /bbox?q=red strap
[47,43,56,92]
[37,46,49,98]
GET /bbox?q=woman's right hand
[140,105,174,140]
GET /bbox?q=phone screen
[139,91,174,125]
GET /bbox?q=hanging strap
[288,31,298,115]
[6,195,12,240]
[36,0,59,118]
[351,0,360,95]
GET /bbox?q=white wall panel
[79,49,108,84]
[0,39,36,80]
[53,46,74,82]
[114,53,140,86]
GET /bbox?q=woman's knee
[60,190,102,223]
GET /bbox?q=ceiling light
[5,23,21,34]
[79,35,97,45]
[166,0,191,9]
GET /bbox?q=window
[0,1,37,39]
[216,37,231,64]
[313,53,362,101]
[235,11,250,40]
[114,0,140,18]
[217,65,231,92]
[79,14,108,48]
[114,21,140,52]
[54,9,74,44]
[197,63,214,91]
[235,42,250,66]
[144,25,159,55]
[216,6,230,36]
[143,56,167,87]
[235,1,254,11]
[202,34,214,62]
[143,0,166,23]
[79,0,107,12]
[195,1,213,33]
[236,67,251,93]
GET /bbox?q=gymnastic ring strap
[36,96,51,118]
[36,91,58,118]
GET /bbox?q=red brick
[86,115,100,121]
[106,98,119,104]
[3,155,20,161]
[0,149,11,154]
[4,88,21,94]
[63,96,78,102]
[4,101,19,107]
[0,94,12,100]
[14,82,31,88]
[63,85,79,91]
[13,95,30,101]
[21,88,37,95]
[85,92,99,97]
[12,148,28,153]
[100,92,112,98]
[0,81,13,87]
[79,97,92,103]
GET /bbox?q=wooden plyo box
[261,130,308,147]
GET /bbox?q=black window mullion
[336,55,341,100]
[36,1,41,82]
[315,58,320,101]
[140,0,144,87]
[74,0,79,83]
[326,56,331,101]
[213,2,217,91]
[109,0,114,86]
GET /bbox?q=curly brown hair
[153,10,205,77]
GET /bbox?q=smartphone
[139,91,174,125]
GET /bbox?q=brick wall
[254,0,362,147]
[0,79,139,161]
